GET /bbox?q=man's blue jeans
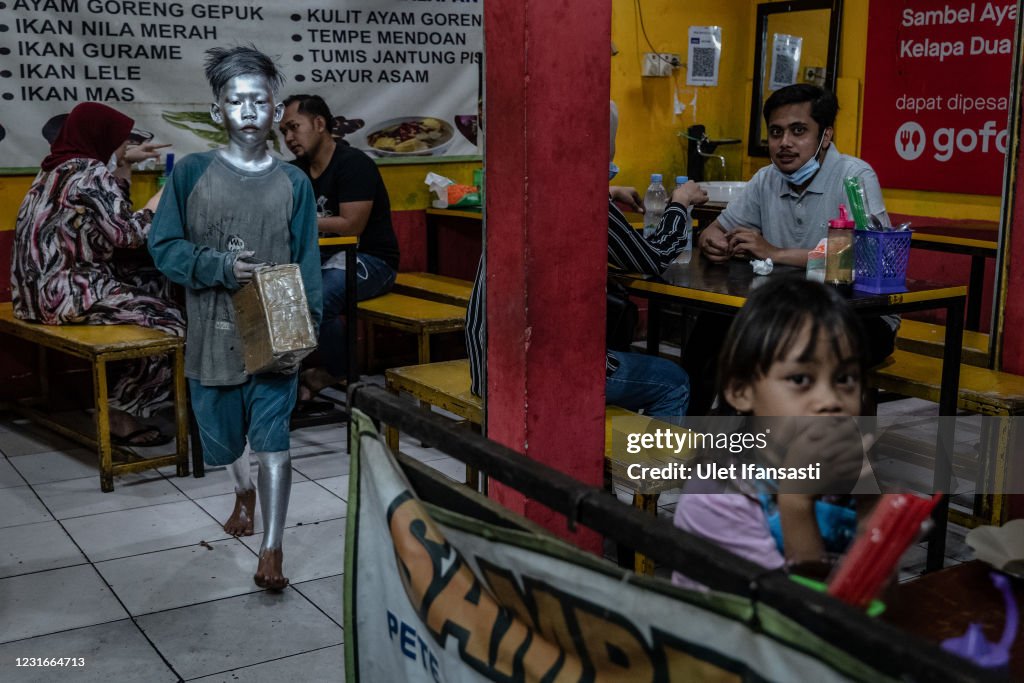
[320,253,396,378]
[605,350,689,423]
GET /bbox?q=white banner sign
[344,410,878,682]
[0,0,482,169]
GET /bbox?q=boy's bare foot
[297,367,344,403]
[254,548,288,590]
[223,490,256,536]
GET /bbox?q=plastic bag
[424,172,480,209]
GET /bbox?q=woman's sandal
[111,427,173,447]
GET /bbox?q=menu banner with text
[0,0,482,170]
[861,1,1015,195]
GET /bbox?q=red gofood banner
[861,1,1015,195]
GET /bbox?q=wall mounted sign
[861,1,1015,195]
[0,1,482,170]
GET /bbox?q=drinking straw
[829,494,906,606]
[843,176,870,231]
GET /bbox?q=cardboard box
[232,264,317,374]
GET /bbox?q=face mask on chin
[609,162,619,181]
[773,133,825,186]
[107,152,119,173]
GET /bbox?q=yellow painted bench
[358,293,466,368]
[392,272,473,308]
[870,348,1024,526]
[896,319,990,367]
[0,302,189,492]
[384,358,693,573]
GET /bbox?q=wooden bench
[392,272,473,307]
[0,302,189,492]
[358,293,466,369]
[896,319,990,367]
[870,348,1024,526]
[384,358,693,573]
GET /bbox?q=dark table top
[884,560,1021,678]
[618,251,967,314]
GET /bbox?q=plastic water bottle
[674,175,692,264]
[157,153,175,190]
[643,173,667,238]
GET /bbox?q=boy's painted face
[210,74,284,145]
[725,321,861,417]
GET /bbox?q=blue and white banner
[343,409,883,682]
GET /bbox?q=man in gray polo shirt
[686,84,895,414]
[701,84,887,266]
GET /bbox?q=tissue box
[232,264,317,374]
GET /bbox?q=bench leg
[419,400,433,448]
[173,346,190,478]
[92,359,114,492]
[417,332,431,365]
[465,465,480,491]
[37,345,50,406]
[632,493,660,575]
[365,322,376,374]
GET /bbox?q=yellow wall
[610,0,1004,222]
[0,159,478,232]
[611,0,753,189]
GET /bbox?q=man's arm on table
[698,219,809,267]
[317,200,372,237]
[729,227,810,267]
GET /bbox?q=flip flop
[111,427,173,447]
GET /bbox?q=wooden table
[909,231,997,331]
[619,252,967,570]
[885,561,1020,678]
[424,207,482,277]
[684,202,998,332]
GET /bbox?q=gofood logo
[895,120,1008,162]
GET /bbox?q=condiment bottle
[825,204,855,294]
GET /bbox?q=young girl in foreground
[672,277,870,584]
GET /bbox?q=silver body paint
[255,450,291,551]
[209,73,285,173]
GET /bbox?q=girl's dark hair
[715,276,867,411]
[204,45,285,98]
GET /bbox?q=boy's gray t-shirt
[148,151,322,386]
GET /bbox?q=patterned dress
[11,158,186,417]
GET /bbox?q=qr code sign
[691,48,716,79]
[773,54,797,86]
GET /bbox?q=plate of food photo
[359,116,455,157]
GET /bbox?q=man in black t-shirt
[280,94,400,402]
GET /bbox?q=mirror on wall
[748,0,843,157]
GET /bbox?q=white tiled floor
[0,388,472,682]
[0,391,979,680]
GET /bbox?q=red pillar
[1003,102,1024,375]
[999,46,1024,520]
[483,0,610,552]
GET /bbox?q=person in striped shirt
[465,179,706,421]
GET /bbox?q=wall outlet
[804,66,825,86]
[642,52,679,77]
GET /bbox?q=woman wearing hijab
[12,102,186,446]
